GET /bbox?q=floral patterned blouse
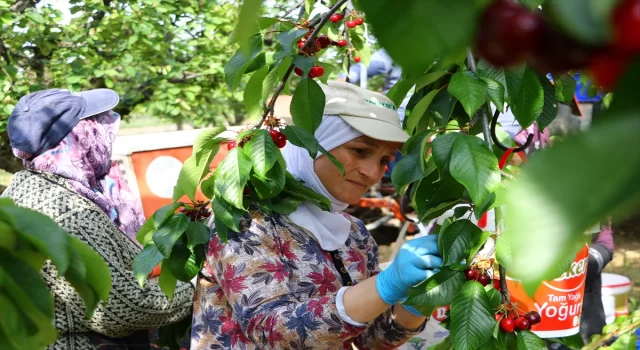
[190,208,426,349]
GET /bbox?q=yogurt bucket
[504,243,590,338]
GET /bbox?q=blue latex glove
[402,305,427,317]
[376,235,442,305]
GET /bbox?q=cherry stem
[255,0,349,130]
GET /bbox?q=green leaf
[152,214,190,257]
[212,196,245,233]
[0,253,57,345]
[70,237,111,302]
[432,132,464,176]
[290,78,325,135]
[281,125,319,158]
[158,260,177,299]
[477,60,508,102]
[416,71,448,90]
[467,230,492,262]
[502,112,640,295]
[609,334,637,350]
[166,240,202,282]
[233,0,265,54]
[391,131,434,191]
[438,219,483,266]
[519,0,545,10]
[244,129,279,179]
[482,78,506,113]
[360,0,482,73]
[486,286,502,309]
[274,28,307,59]
[414,171,465,221]
[132,244,164,287]
[406,89,439,134]
[0,293,23,349]
[268,196,304,214]
[0,205,71,275]
[304,0,314,15]
[495,230,512,268]
[26,12,45,24]
[554,74,577,104]
[244,66,269,119]
[450,135,501,208]
[136,218,156,246]
[450,281,495,350]
[185,221,210,250]
[516,330,547,350]
[405,267,466,306]
[545,0,615,45]
[152,203,183,228]
[428,90,458,128]
[293,55,315,76]
[498,331,518,350]
[510,66,544,129]
[174,139,222,202]
[250,159,286,199]
[505,65,526,104]
[283,172,331,211]
[201,175,215,199]
[63,248,99,318]
[538,73,559,131]
[448,71,488,117]
[224,35,263,91]
[386,73,421,107]
[214,147,253,209]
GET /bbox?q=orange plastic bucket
[504,243,590,338]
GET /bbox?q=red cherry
[337,39,347,47]
[495,313,503,322]
[588,52,629,91]
[317,35,331,49]
[308,65,324,78]
[464,268,479,281]
[269,129,287,148]
[330,14,341,23]
[477,273,491,286]
[355,18,364,25]
[530,23,598,73]
[500,318,516,333]
[297,40,305,49]
[336,14,343,20]
[476,0,544,67]
[346,20,357,28]
[493,279,501,290]
[227,141,237,150]
[525,311,541,325]
[294,67,304,76]
[613,0,640,53]
[354,56,361,63]
[515,316,531,330]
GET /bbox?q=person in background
[191,82,442,349]
[2,89,194,349]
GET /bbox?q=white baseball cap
[320,81,409,143]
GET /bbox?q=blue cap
[7,88,119,156]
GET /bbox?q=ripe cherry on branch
[227,141,237,150]
[317,35,331,49]
[309,65,324,78]
[515,316,531,331]
[500,317,516,333]
[346,20,357,28]
[353,56,361,63]
[337,39,348,47]
[330,14,341,23]
[524,311,541,325]
[269,129,287,148]
[355,18,364,25]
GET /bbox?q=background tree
[0,0,245,173]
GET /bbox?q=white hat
[320,81,409,143]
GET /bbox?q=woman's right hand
[375,235,442,305]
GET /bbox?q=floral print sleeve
[352,220,428,350]
[190,209,425,349]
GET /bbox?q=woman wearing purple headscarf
[2,89,194,349]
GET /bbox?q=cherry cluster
[476,0,640,90]
[179,204,210,221]
[227,128,287,151]
[329,13,365,29]
[497,310,541,333]
[464,267,491,286]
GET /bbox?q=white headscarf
[282,115,363,251]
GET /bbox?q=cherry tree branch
[309,0,347,28]
[254,0,349,129]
